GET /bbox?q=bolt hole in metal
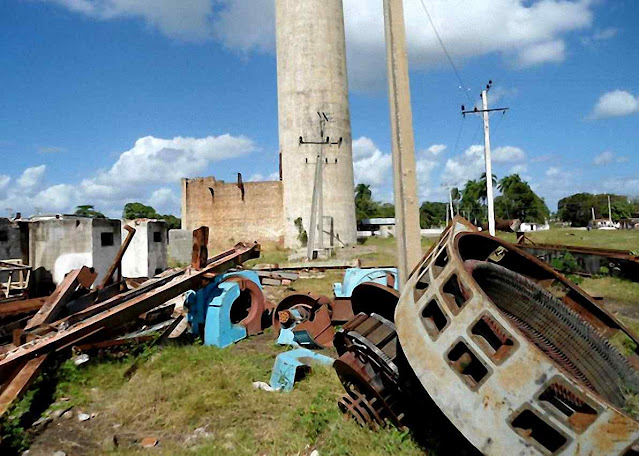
[421,299,448,339]
[511,409,568,453]
[446,340,490,390]
[470,315,515,364]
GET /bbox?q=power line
[418,0,473,104]
[451,116,465,156]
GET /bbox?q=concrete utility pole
[481,89,496,236]
[608,195,613,222]
[383,0,422,287]
[462,81,508,237]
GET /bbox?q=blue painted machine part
[333,267,399,298]
[269,348,334,392]
[186,270,262,348]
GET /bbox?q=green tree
[123,202,159,220]
[354,184,395,222]
[419,201,448,228]
[122,202,181,229]
[354,184,376,221]
[495,174,549,222]
[74,205,105,218]
[558,193,638,226]
[160,214,181,230]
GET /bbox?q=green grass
[499,227,639,251]
[23,338,424,455]
[580,277,639,305]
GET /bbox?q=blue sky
[0,0,637,218]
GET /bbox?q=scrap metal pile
[4,217,639,454]
[332,218,639,454]
[0,226,260,417]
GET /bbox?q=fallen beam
[0,354,48,417]
[0,242,260,381]
[24,266,97,331]
[0,297,46,318]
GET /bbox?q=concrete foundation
[276,0,357,248]
[28,216,121,291]
[121,219,168,279]
[181,177,284,251]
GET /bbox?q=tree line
[355,173,551,228]
[73,202,181,229]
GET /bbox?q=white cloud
[590,90,639,119]
[247,172,279,182]
[148,187,180,215]
[0,134,257,217]
[17,165,46,189]
[517,40,565,67]
[442,145,485,186]
[46,0,214,41]
[509,164,528,175]
[594,150,614,166]
[352,137,392,187]
[90,135,256,188]
[426,144,447,156]
[0,175,10,192]
[33,184,77,212]
[49,0,595,90]
[353,137,445,202]
[492,146,525,163]
[581,27,618,45]
[546,166,561,177]
[212,0,274,52]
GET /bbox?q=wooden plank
[0,354,48,417]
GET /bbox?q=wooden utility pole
[383,0,422,287]
[462,81,508,237]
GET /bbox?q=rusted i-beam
[191,226,209,270]
[0,354,48,417]
[24,266,97,331]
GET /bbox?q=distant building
[589,218,618,230]
[519,221,550,232]
[620,218,639,230]
[27,215,121,292]
[121,219,168,278]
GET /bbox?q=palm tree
[498,174,523,194]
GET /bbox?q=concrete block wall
[121,219,168,278]
[28,216,121,290]
[181,177,284,251]
[168,229,191,266]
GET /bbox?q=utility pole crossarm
[462,107,508,116]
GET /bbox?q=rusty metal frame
[396,217,639,454]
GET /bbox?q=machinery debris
[333,217,639,454]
